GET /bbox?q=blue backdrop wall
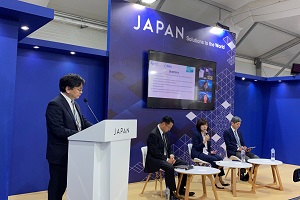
[109,0,237,183]
[234,78,264,158]
[234,77,300,165]
[262,81,300,164]
[8,48,107,195]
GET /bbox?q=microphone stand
[84,98,99,122]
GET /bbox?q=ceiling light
[33,46,39,49]
[242,77,245,80]
[21,26,29,31]
[141,0,157,4]
[278,80,282,82]
[254,80,257,82]
[210,27,223,35]
[133,3,145,9]
[70,51,76,55]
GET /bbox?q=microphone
[83,98,99,122]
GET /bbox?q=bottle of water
[165,186,170,200]
[241,148,246,163]
[271,148,275,161]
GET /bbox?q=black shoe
[170,192,180,200]
[240,173,249,181]
[215,184,224,189]
[179,189,195,196]
[170,196,180,200]
[221,182,230,186]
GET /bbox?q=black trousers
[48,163,67,200]
[160,159,188,192]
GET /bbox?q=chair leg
[225,168,230,178]
[159,170,163,198]
[154,172,158,190]
[141,173,151,194]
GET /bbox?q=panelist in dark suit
[191,118,229,189]
[46,74,93,200]
[223,116,259,181]
[144,116,195,199]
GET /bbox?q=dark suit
[191,131,224,176]
[144,127,187,192]
[46,93,92,200]
[223,127,258,160]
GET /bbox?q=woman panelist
[191,118,229,189]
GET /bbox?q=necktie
[71,100,81,131]
[162,134,167,156]
[234,131,241,147]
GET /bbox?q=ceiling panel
[267,15,300,35]
[211,0,254,10]
[160,0,219,26]
[237,23,295,58]
[47,0,107,21]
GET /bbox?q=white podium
[67,119,137,200]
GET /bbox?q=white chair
[140,146,163,197]
[187,143,211,167]
[224,150,242,181]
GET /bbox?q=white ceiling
[19,0,300,74]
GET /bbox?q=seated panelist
[191,118,229,189]
[223,116,259,181]
[144,116,195,199]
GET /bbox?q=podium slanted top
[68,119,137,142]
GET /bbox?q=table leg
[247,168,253,184]
[231,168,237,197]
[201,175,207,197]
[273,165,283,191]
[176,173,183,196]
[251,164,259,193]
[183,174,192,200]
[207,174,218,200]
[271,165,277,184]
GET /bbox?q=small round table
[216,161,252,197]
[248,158,283,192]
[175,166,220,200]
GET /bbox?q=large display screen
[147,50,216,110]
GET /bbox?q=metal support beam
[275,50,300,76]
[254,58,262,76]
[156,0,165,10]
[236,22,258,48]
[198,0,234,12]
[259,38,300,59]
[260,22,300,38]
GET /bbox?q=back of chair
[224,146,241,162]
[188,143,192,157]
[187,143,211,166]
[141,146,148,168]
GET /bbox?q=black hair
[196,118,209,132]
[160,116,174,124]
[59,73,85,92]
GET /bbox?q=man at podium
[45,74,93,200]
[145,116,195,199]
